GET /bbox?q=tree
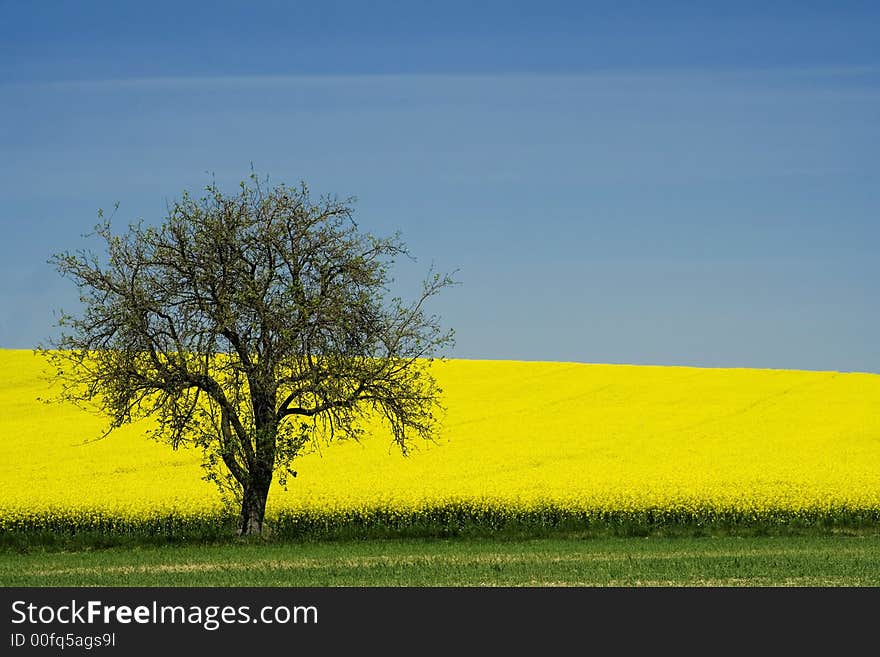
[43,174,455,535]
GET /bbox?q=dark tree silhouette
[44,174,455,535]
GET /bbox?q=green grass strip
[3,536,880,586]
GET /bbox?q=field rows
[2,350,880,535]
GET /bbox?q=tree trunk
[239,390,277,536]
[238,481,270,536]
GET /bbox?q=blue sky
[2,1,879,371]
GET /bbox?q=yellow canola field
[1,349,880,525]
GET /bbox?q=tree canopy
[44,174,455,534]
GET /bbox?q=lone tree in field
[45,175,455,535]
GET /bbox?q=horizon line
[2,348,875,377]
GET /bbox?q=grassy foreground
[3,535,880,586]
